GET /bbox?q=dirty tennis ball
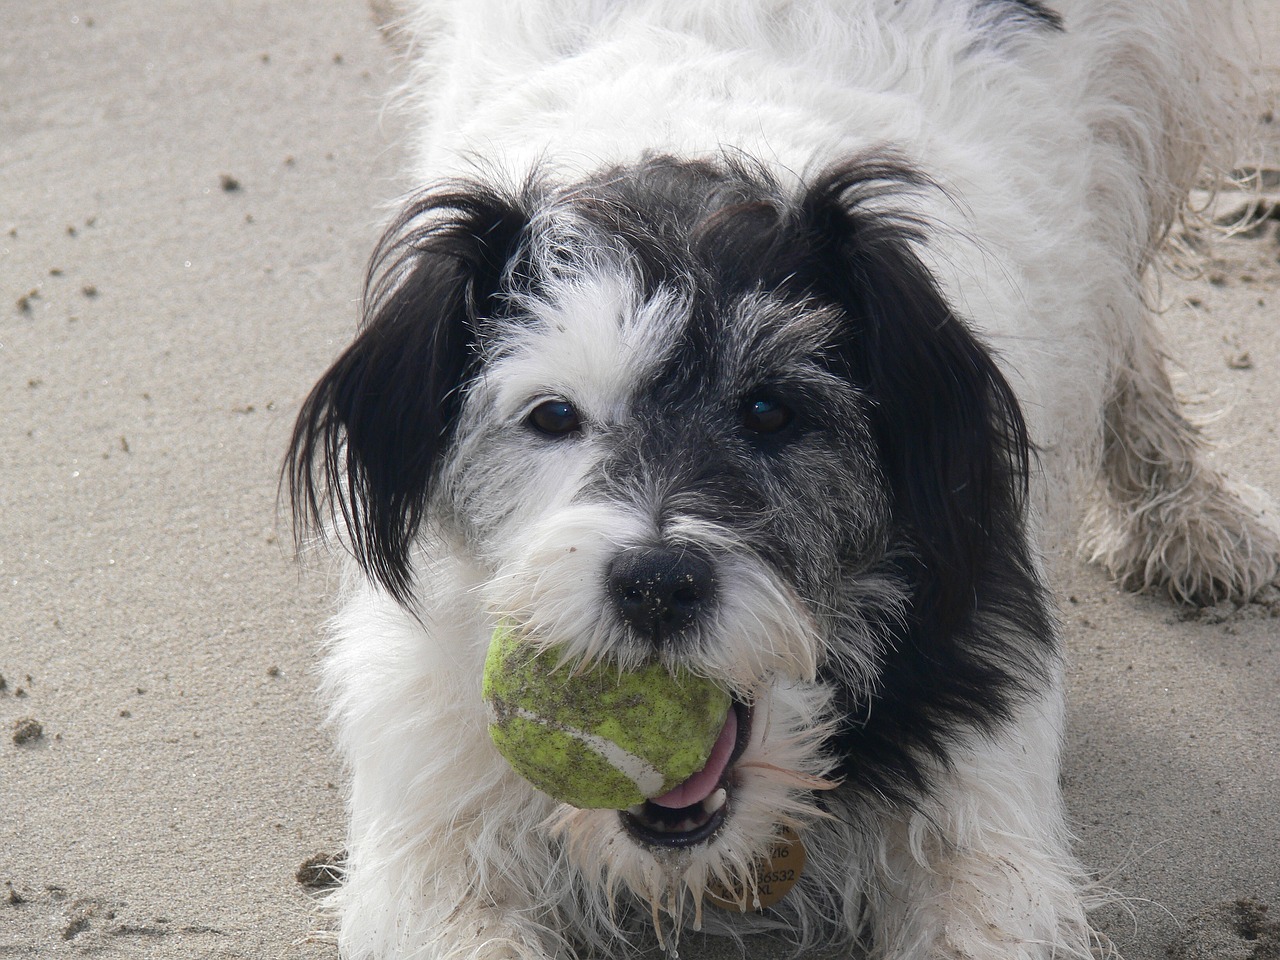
[482,622,731,809]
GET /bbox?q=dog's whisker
[733,761,842,795]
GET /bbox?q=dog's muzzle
[605,546,751,847]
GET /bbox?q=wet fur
[287,1,1277,957]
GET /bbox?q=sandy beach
[2,3,1277,958]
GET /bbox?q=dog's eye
[527,398,582,436]
[741,396,794,434]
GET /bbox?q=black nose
[607,547,716,640]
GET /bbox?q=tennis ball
[482,622,732,809]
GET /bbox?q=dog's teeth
[627,804,647,818]
[703,788,727,815]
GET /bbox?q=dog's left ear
[285,184,529,602]
[795,161,1033,638]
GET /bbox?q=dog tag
[705,827,806,912]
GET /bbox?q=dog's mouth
[620,701,752,848]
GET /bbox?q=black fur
[785,163,1056,806]
[979,0,1063,31]
[286,183,531,602]
[571,156,893,624]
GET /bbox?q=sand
[1,3,1276,958]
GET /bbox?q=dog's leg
[322,584,574,960]
[1062,0,1277,605]
[1082,315,1280,605]
[858,693,1103,960]
[334,856,561,960]
[332,735,575,960]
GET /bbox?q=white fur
[309,1,1276,958]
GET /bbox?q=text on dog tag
[705,827,806,912]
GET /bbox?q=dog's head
[287,153,1049,922]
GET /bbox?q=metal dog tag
[706,827,806,912]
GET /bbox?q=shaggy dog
[287,1,1278,957]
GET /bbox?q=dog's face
[451,227,893,686]
[288,154,1046,921]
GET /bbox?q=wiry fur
[286,2,1277,958]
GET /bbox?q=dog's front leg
[334,790,571,960]
[859,698,1100,960]
[323,590,572,960]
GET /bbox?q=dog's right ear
[285,184,529,602]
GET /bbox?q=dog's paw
[419,913,560,960]
[1084,475,1280,606]
[450,929,551,960]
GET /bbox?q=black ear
[285,184,529,601]
[796,161,1033,638]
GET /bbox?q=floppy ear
[795,161,1034,639]
[285,184,529,602]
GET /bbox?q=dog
[286,1,1279,958]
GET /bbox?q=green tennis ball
[482,622,732,809]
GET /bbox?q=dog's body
[288,2,1278,958]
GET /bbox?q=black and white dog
[287,1,1278,957]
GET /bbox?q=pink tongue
[649,708,737,809]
